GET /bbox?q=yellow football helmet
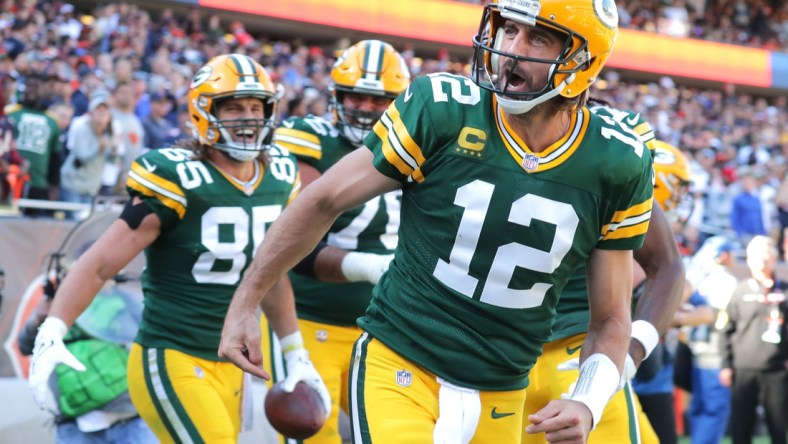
[652,140,693,219]
[471,0,618,115]
[188,54,282,161]
[330,40,410,145]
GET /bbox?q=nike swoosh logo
[282,120,295,128]
[566,344,582,355]
[491,407,515,419]
[403,85,413,103]
[625,113,640,127]
[141,158,157,172]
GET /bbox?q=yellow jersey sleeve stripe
[130,163,186,200]
[385,105,426,166]
[127,177,186,218]
[600,199,654,239]
[609,198,653,224]
[274,129,322,159]
[373,118,414,178]
[274,128,321,147]
[287,172,302,205]
[275,140,322,160]
[601,219,650,240]
[633,122,653,138]
[376,110,426,182]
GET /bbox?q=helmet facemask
[329,39,411,146]
[188,54,284,162]
[471,0,618,115]
[194,87,282,162]
[330,87,397,146]
[656,173,694,225]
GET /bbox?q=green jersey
[360,74,654,390]
[6,106,60,189]
[273,116,399,326]
[551,105,657,341]
[126,147,300,360]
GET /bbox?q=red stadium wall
[196,0,785,91]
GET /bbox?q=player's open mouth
[502,66,528,93]
[234,128,257,144]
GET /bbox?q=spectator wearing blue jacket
[731,167,767,247]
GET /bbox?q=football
[264,381,326,439]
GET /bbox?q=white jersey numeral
[327,190,401,251]
[433,180,578,309]
[192,205,282,284]
[428,74,481,105]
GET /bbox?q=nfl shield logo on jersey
[396,369,412,387]
[522,154,539,171]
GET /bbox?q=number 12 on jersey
[433,180,579,309]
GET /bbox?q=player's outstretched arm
[631,204,685,364]
[30,199,160,413]
[220,148,399,367]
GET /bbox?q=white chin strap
[342,125,369,147]
[223,148,260,162]
[216,125,270,162]
[496,74,574,115]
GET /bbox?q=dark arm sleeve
[47,134,62,187]
[17,312,44,356]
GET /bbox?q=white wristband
[570,353,620,429]
[631,320,659,360]
[39,316,69,339]
[278,331,305,356]
[341,252,393,284]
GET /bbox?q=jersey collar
[493,97,589,174]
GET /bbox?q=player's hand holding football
[525,399,592,444]
[218,310,271,380]
[280,332,331,419]
[29,317,86,414]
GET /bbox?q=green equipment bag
[55,339,129,418]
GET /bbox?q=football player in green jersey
[28,54,331,444]
[265,39,410,444]
[221,0,653,442]
[523,109,688,444]
[6,73,61,216]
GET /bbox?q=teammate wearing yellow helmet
[263,39,410,444]
[29,54,330,444]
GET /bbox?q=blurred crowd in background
[0,0,786,254]
[461,0,788,50]
[0,1,787,442]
